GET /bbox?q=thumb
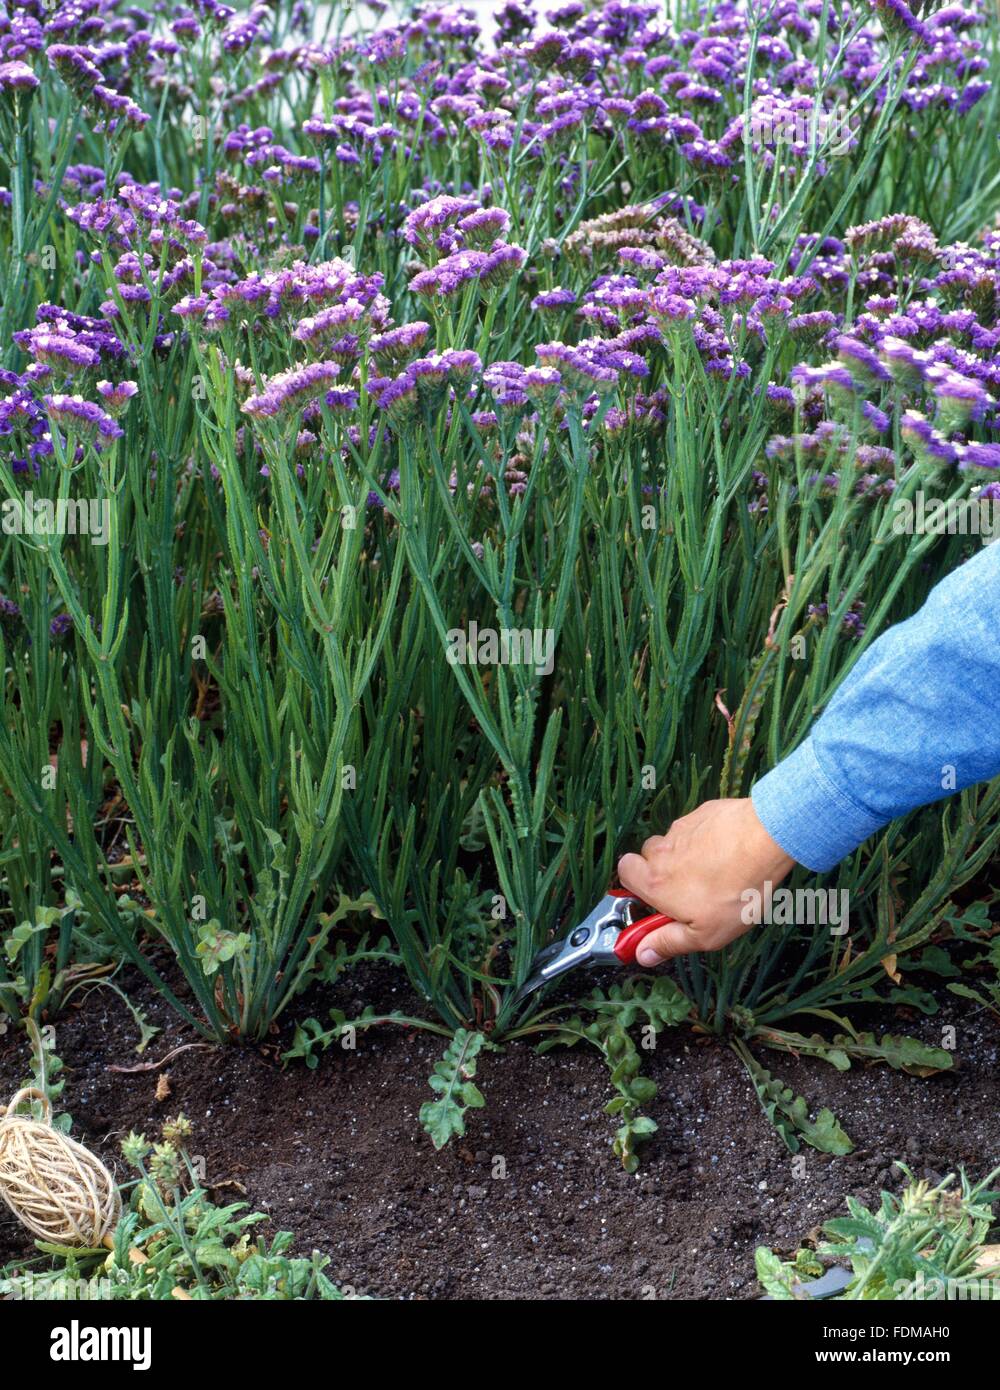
[635,920,699,965]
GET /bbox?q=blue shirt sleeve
[750,540,1000,872]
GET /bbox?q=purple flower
[43,394,123,445]
[880,335,930,387]
[874,0,929,45]
[370,322,431,370]
[925,364,991,427]
[958,443,1000,470]
[0,595,21,634]
[648,288,695,324]
[862,402,891,434]
[535,341,618,394]
[788,311,839,343]
[481,242,526,288]
[791,363,856,396]
[836,336,892,385]
[411,243,526,300]
[531,288,576,311]
[324,386,361,413]
[0,60,39,97]
[242,362,343,420]
[172,295,211,320]
[404,194,479,251]
[96,380,138,415]
[15,329,99,374]
[901,410,956,465]
[458,207,512,247]
[482,360,529,411]
[47,44,103,96]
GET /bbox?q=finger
[641,834,667,856]
[617,851,659,903]
[634,920,701,965]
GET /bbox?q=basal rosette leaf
[419,1028,487,1150]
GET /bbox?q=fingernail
[636,946,660,967]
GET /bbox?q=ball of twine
[0,1087,120,1246]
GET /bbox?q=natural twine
[0,1087,120,1246]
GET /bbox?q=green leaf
[738,1047,853,1156]
[833,1032,953,1077]
[419,1029,487,1150]
[754,1247,798,1300]
[947,982,992,1008]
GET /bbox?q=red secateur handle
[607,889,673,964]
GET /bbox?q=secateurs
[513,889,673,1004]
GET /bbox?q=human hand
[617,798,796,964]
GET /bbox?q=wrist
[741,797,796,880]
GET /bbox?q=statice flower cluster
[0,369,54,477]
[366,349,482,424]
[404,194,527,303]
[242,361,344,421]
[1,0,998,518]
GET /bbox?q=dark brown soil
[1,958,998,1300]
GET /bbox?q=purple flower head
[483,360,529,413]
[959,445,1000,471]
[532,288,576,311]
[524,365,562,405]
[617,247,667,275]
[0,60,39,98]
[95,379,138,416]
[49,613,73,642]
[43,394,124,446]
[925,364,991,428]
[323,385,361,413]
[901,410,956,466]
[15,328,99,375]
[764,384,796,414]
[836,335,891,385]
[47,44,103,96]
[791,363,856,397]
[172,294,211,320]
[648,288,695,325]
[411,243,525,300]
[481,242,527,290]
[520,31,568,69]
[408,355,451,400]
[369,322,431,371]
[458,207,512,248]
[292,303,370,361]
[442,349,482,383]
[880,335,930,387]
[535,341,618,396]
[874,0,929,45]
[411,250,487,299]
[0,594,21,635]
[862,402,891,435]
[242,361,343,421]
[404,194,479,252]
[788,311,839,345]
[679,139,732,175]
[370,371,419,424]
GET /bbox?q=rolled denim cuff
[750,736,889,873]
